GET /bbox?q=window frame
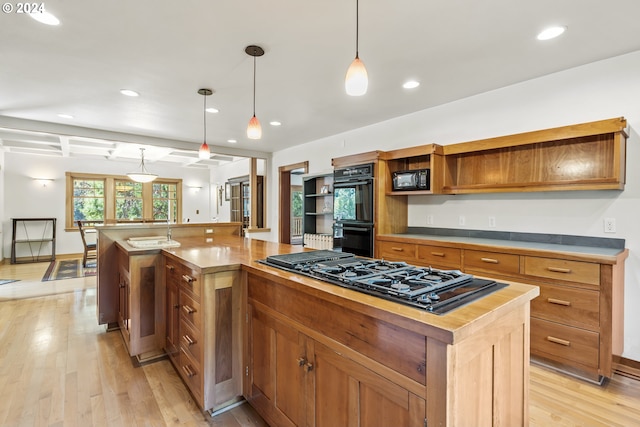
[65,172,182,230]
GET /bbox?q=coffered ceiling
[2,0,640,166]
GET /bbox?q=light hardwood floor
[1,261,639,426]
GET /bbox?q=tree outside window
[73,178,105,223]
[115,180,143,220]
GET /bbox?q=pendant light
[198,88,212,159]
[246,45,264,140]
[345,0,368,96]
[127,148,157,183]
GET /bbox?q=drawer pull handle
[547,267,572,274]
[481,257,499,264]
[431,252,445,257]
[297,357,306,367]
[304,362,314,372]
[548,298,571,306]
[182,305,196,315]
[183,334,195,346]
[391,247,404,252]
[182,274,195,284]
[182,365,196,377]
[166,264,175,271]
[547,336,571,346]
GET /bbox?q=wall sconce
[188,185,202,193]
[34,178,54,187]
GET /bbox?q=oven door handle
[334,180,371,187]
[342,226,372,232]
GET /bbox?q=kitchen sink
[126,236,181,249]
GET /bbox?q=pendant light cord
[252,56,257,116]
[203,92,207,141]
[355,0,359,59]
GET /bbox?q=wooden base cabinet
[244,271,531,427]
[163,254,243,412]
[116,247,164,359]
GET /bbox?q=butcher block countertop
[119,235,539,345]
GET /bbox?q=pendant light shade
[127,148,157,183]
[247,114,262,140]
[345,0,368,96]
[245,45,264,140]
[198,88,212,159]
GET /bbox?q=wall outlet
[459,215,466,226]
[604,218,616,233]
[489,216,496,228]
[426,215,434,225]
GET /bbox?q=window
[115,180,143,220]
[152,182,178,222]
[72,177,105,223]
[66,172,182,229]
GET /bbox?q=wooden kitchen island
[98,234,539,426]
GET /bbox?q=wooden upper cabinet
[440,117,627,194]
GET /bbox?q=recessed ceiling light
[57,113,74,119]
[120,89,139,97]
[206,107,219,113]
[29,11,60,26]
[537,26,566,41]
[403,80,420,89]
[227,139,237,144]
[269,121,282,126]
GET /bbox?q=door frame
[278,161,308,244]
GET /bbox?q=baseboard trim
[613,356,640,381]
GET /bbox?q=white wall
[265,50,640,361]
[3,153,212,257]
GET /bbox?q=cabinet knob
[166,264,175,271]
[546,336,571,346]
[547,298,571,306]
[304,362,314,372]
[481,257,499,264]
[182,274,195,284]
[547,267,572,274]
[431,252,445,257]
[182,305,196,315]
[391,247,404,252]
[297,357,306,367]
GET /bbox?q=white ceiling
[2,0,640,166]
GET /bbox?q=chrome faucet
[167,219,172,241]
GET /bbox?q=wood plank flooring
[1,261,639,426]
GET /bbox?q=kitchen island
[99,233,539,426]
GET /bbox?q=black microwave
[392,169,430,191]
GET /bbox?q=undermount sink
[126,236,181,249]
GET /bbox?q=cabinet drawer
[531,283,599,329]
[179,347,203,402]
[524,256,600,287]
[416,245,461,269]
[377,241,416,262]
[180,318,203,365]
[530,318,599,369]
[180,290,202,331]
[179,266,202,299]
[464,250,519,275]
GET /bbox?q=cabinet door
[313,341,426,427]
[166,280,180,359]
[247,306,306,427]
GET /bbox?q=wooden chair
[77,220,101,267]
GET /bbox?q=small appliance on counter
[259,250,507,314]
[392,168,430,191]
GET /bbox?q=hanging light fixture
[345,0,368,96]
[245,45,264,140]
[127,148,157,183]
[198,88,212,159]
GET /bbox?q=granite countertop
[378,230,628,263]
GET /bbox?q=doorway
[278,161,308,244]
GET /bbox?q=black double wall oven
[333,163,375,257]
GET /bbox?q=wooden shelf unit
[380,144,444,195]
[441,117,627,194]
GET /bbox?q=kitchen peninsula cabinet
[244,267,537,426]
[116,246,164,360]
[376,233,628,383]
[162,253,243,413]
